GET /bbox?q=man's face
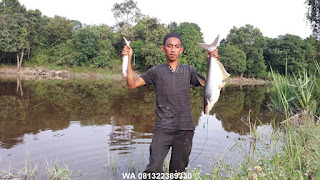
[162,37,183,62]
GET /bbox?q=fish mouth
[204,107,208,114]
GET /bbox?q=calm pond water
[0,77,281,179]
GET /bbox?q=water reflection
[0,79,280,150]
[212,86,278,134]
[0,78,283,179]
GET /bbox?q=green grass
[0,158,81,180]
[268,62,320,118]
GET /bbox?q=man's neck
[167,60,179,71]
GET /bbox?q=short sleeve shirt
[140,63,204,130]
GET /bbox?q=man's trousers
[144,127,194,173]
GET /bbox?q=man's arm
[122,46,146,89]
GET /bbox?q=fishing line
[190,114,210,166]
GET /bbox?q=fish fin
[123,37,131,46]
[198,35,220,51]
[219,82,226,89]
[216,59,231,80]
[211,35,220,49]
[196,75,206,87]
[198,43,211,51]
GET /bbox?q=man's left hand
[207,49,219,62]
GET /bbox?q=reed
[0,157,81,180]
[269,61,319,118]
[232,61,320,179]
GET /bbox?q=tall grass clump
[254,61,320,179]
[269,61,320,118]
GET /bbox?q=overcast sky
[18,0,312,43]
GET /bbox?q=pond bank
[0,66,270,85]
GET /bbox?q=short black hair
[163,33,182,46]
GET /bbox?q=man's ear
[179,47,184,54]
[161,46,165,53]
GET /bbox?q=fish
[122,37,131,79]
[197,35,230,114]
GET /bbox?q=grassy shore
[0,158,81,179]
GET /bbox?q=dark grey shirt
[140,63,204,130]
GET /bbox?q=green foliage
[224,24,267,77]
[218,44,246,76]
[0,1,29,53]
[52,39,78,66]
[74,26,100,66]
[45,15,73,47]
[25,9,48,49]
[305,0,320,40]
[0,0,318,78]
[171,22,207,74]
[71,20,82,30]
[25,48,50,66]
[264,34,317,75]
[133,17,169,70]
[130,39,144,70]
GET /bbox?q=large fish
[197,35,230,114]
[122,37,131,79]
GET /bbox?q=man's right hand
[122,45,147,89]
[122,46,133,59]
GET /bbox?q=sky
[18,0,312,43]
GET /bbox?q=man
[122,33,218,176]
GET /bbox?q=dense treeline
[0,0,319,77]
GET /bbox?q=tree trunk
[16,49,25,73]
[27,48,30,59]
[17,53,20,73]
[20,49,24,68]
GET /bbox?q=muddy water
[0,78,281,179]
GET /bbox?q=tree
[0,0,29,72]
[171,22,207,74]
[141,22,169,69]
[306,0,320,40]
[224,24,267,77]
[71,20,82,31]
[73,26,100,66]
[91,25,116,68]
[112,0,142,39]
[130,17,169,71]
[45,15,73,47]
[264,34,318,74]
[25,9,48,56]
[218,44,246,77]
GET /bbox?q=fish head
[204,98,216,114]
[123,37,131,46]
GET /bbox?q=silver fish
[197,35,230,114]
[122,37,131,79]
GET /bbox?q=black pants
[144,127,194,174]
